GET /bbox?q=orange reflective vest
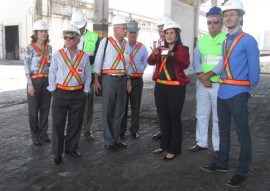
[130,42,143,77]
[30,43,49,79]
[101,37,127,75]
[56,49,84,91]
[218,32,250,86]
[157,56,180,85]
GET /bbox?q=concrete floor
[0,68,270,191]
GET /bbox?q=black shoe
[152,131,162,140]
[114,142,127,148]
[162,153,176,161]
[152,148,165,154]
[33,139,41,146]
[84,132,94,140]
[52,155,62,165]
[65,150,82,158]
[131,132,139,139]
[226,173,246,187]
[201,162,228,172]
[120,133,125,139]
[43,133,51,142]
[188,144,207,152]
[104,145,117,152]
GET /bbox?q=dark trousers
[102,75,127,145]
[51,89,85,156]
[154,83,186,155]
[217,92,251,176]
[27,78,51,142]
[82,83,94,133]
[121,77,143,135]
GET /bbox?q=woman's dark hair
[164,28,183,52]
[31,31,50,44]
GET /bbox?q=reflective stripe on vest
[198,32,226,82]
[58,49,84,90]
[101,37,127,75]
[218,32,250,86]
[30,43,49,79]
[157,56,180,86]
[130,42,143,77]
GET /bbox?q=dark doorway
[5,25,19,60]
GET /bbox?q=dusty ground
[0,71,269,191]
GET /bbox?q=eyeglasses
[207,20,222,25]
[165,31,176,35]
[64,36,76,40]
[223,13,239,18]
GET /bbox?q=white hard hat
[128,20,140,32]
[157,15,172,26]
[33,20,49,31]
[163,20,181,31]
[112,15,129,26]
[222,0,245,14]
[63,25,80,36]
[71,10,87,28]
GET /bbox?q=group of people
[24,0,260,188]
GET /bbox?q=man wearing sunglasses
[189,6,226,158]
[71,10,99,141]
[48,25,91,165]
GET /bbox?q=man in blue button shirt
[201,0,260,187]
[120,20,148,139]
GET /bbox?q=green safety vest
[83,30,99,73]
[198,32,226,82]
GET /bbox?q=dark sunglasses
[207,20,222,25]
[64,36,76,40]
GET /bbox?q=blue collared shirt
[47,48,91,93]
[218,28,260,99]
[127,41,148,74]
[94,35,131,75]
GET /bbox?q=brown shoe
[188,145,207,152]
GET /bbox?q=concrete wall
[164,0,196,75]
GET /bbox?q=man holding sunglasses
[189,6,226,158]
[48,25,91,165]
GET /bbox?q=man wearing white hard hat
[48,25,91,164]
[71,10,99,141]
[24,20,52,146]
[152,14,173,140]
[94,15,131,151]
[201,0,260,187]
[120,20,148,139]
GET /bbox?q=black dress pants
[154,83,186,155]
[121,77,143,134]
[51,89,85,156]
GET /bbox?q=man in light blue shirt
[94,15,131,151]
[48,25,91,165]
[120,20,148,139]
[201,0,260,187]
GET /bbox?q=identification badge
[161,49,170,56]
[77,66,83,74]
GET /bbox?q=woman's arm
[172,45,190,69]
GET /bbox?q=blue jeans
[217,92,251,176]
